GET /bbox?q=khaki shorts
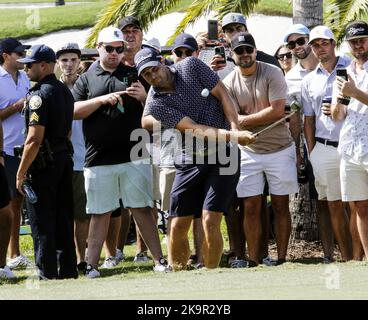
[72,171,89,220]
[309,142,341,201]
[340,156,368,202]
[159,167,176,212]
[84,161,153,214]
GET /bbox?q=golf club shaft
[252,111,297,138]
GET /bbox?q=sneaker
[115,249,125,263]
[77,261,87,273]
[0,265,15,279]
[101,257,118,269]
[323,257,334,264]
[230,258,248,268]
[85,264,100,279]
[153,258,171,272]
[187,254,198,267]
[262,256,277,266]
[7,254,30,270]
[134,252,151,263]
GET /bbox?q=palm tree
[293,0,323,27]
[85,0,260,47]
[326,0,368,45]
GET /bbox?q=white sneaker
[115,249,125,263]
[7,254,30,270]
[101,257,117,269]
[85,265,100,279]
[0,265,15,279]
[134,252,151,263]
[262,256,277,266]
[153,258,171,272]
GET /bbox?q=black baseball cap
[134,48,162,75]
[173,33,198,51]
[118,16,141,31]
[345,21,368,41]
[231,32,256,50]
[0,37,30,54]
[17,44,56,63]
[56,42,81,59]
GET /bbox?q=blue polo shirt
[144,57,228,130]
[0,66,30,156]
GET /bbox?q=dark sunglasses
[277,52,292,60]
[174,49,193,57]
[102,45,124,54]
[233,46,254,55]
[287,37,307,49]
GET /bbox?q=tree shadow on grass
[99,264,154,277]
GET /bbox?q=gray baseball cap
[222,13,247,30]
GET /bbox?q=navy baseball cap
[134,48,162,75]
[173,33,198,51]
[231,32,256,50]
[345,21,368,41]
[17,44,56,63]
[118,16,141,31]
[0,37,30,54]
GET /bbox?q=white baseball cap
[97,26,125,44]
[308,26,335,44]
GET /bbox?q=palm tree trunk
[289,0,323,242]
[293,0,323,28]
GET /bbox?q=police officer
[16,45,77,279]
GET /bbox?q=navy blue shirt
[144,57,228,130]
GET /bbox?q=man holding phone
[301,26,353,262]
[331,21,368,260]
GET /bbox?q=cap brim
[138,61,160,75]
[56,49,81,58]
[173,44,196,51]
[17,57,36,63]
[232,44,255,51]
[308,36,334,44]
[284,32,308,43]
[346,35,368,41]
[120,23,141,31]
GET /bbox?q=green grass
[1,225,368,299]
[0,2,105,39]
[253,0,292,17]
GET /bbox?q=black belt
[315,137,339,148]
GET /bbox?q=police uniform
[20,47,77,279]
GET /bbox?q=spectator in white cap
[302,25,353,262]
[72,26,168,277]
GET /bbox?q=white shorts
[159,167,176,212]
[84,162,153,214]
[309,142,341,201]
[237,144,298,197]
[340,156,368,202]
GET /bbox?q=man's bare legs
[74,218,89,264]
[0,204,12,267]
[202,211,223,269]
[8,196,22,258]
[347,202,364,260]
[104,215,121,258]
[316,200,335,260]
[354,200,368,259]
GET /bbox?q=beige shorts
[340,156,368,201]
[84,161,153,214]
[309,142,341,201]
[159,167,176,212]
[152,164,161,201]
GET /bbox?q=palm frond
[326,0,368,45]
[216,0,260,20]
[85,0,131,48]
[85,0,179,48]
[166,0,220,45]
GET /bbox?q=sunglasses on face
[287,37,307,50]
[102,44,125,54]
[173,49,193,57]
[277,52,292,60]
[224,26,245,34]
[233,46,254,55]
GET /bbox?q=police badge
[29,95,42,110]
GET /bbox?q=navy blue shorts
[4,154,21,199]
[169,161,240,218]
[0,164,11,209]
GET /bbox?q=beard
[353,50,368,61]
[238,57,256,68]
[294,46,311,60]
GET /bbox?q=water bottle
[22,181,38,204]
